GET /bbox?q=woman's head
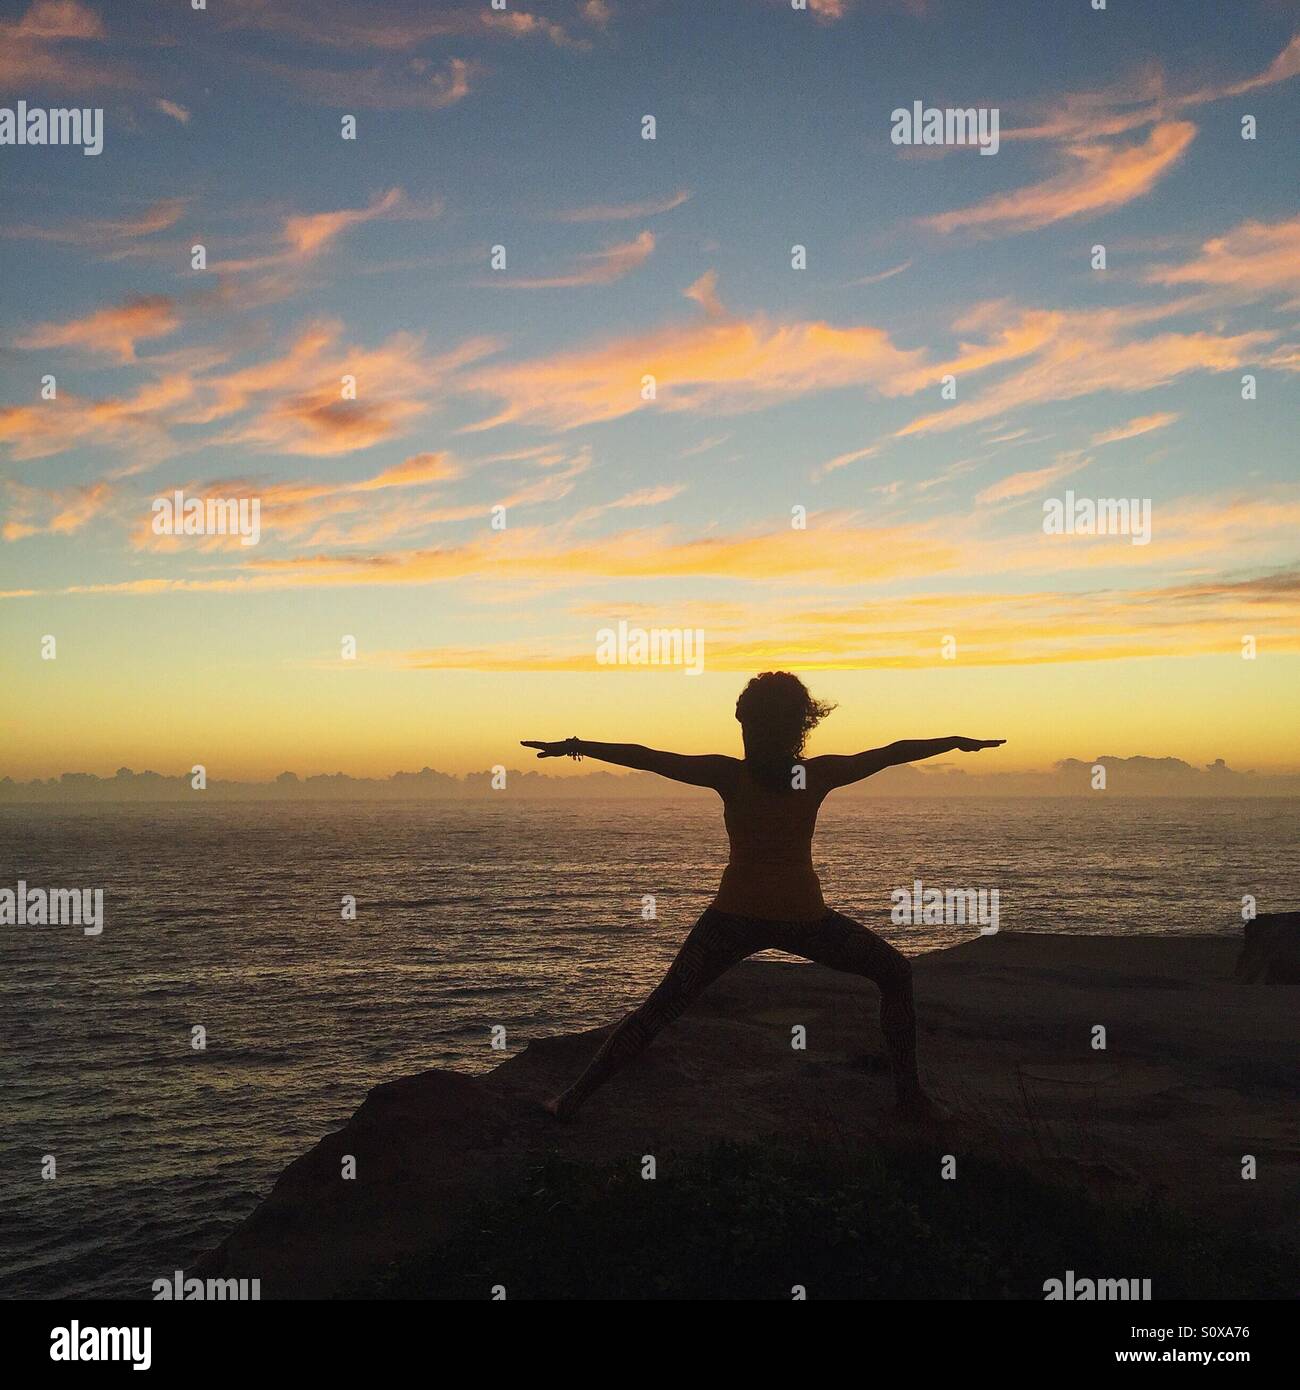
[735,672,835,769]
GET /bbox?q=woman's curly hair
[735,672,835,787]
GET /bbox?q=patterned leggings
[555,906,919,1114]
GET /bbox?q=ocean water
[2,796,1295,1299]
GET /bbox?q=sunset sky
[2,0,1298,780]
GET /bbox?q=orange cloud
[129,451,466,551]
[229,394,427,458]
[1,198,187,245]
[814,445,879,479]
[0,312,496,466]
[1091,412,1179,447]
[924,121,1196,235]
[486,231,655,289]
[282,188,403,260]
[2,479,114,541]
[1006,34,1300,144]
[0,0,138,91]
[126,448,599,553]
[53,517,960,598]
[380,579,1300,673]
[0,376,191,464]
[15,489,1300,610]
[975,456,1087,505]
[461,280,1238,446]
[260,558,1300,674]
[9,0,103,39]
[353,453,461,491]
[896,304,1273,438]
[461,280,927,430]
[201,325,493,456]
[222,0,578,49]
[1146,214,1300,302]
[568,482,687,527]
[15,295,181,363]
[215,189,411,279]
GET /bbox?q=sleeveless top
[711,763,827,922]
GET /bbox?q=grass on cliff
[351,1140,1291,1300]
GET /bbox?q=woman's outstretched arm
[814,736,1004,790]
[521,738,737,790]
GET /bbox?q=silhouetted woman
[523,671,1003,1120]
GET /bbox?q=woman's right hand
[521,739,581,760]
[521,740,564,758]
[953,737,1005,752]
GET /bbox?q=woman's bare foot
[543,1093,579,1123]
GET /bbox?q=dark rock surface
[196,932,1299,1297]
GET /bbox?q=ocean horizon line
[5,753,1300,801]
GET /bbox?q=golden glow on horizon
[7,656,1299,783]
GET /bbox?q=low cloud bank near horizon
[5,755,1299,801]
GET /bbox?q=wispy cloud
[15,295,181,363]
[849,259,912,285]
[1146,213,1300,304]
[154,98,190,124]
[127,452,463,552]
[484,231,655,289]
[282,188,405,260]
[975,456,1087,505]
[1006,34,1300,143]
[242,54,480,111]
[814,445,879,479]
[1091,412,1179,447]
[222,0,580,50]
[113,449,601,555]
[0,376,186,465]
[378,567,1300,672]
[916,33,1297,241]
[202,323,489,458]
[461,274,927,430]
[569,483,687,527]
[20,494,1300,614]
[896,302,1272,438]
[924,121,1196,236]
[2,479,114,541]
[0,317,495,466]
[2,198,189,246]
[210,188,422,290]
[0,0,139,92]
[550,189,691,222]
[581,1,614,29]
